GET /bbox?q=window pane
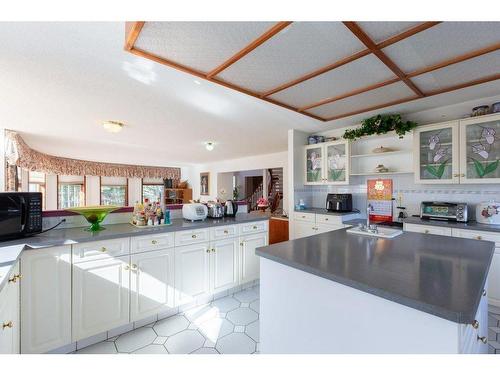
[142,185,163,203]
[101,186,126,206]
[59,184,84,209]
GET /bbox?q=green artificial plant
[342,114,417,141]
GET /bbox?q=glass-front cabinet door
[325,140,349,185]
[413,121,459,184]
[304,144,324,184]
[460,114,500,184]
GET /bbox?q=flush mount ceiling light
[102,120,124,133]
[205,141,215,151]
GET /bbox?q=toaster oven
[420,201,468,222]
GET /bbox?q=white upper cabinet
[413,120,460,184]
[459,114,500,184]
[21,246,71,354]
[305,140,350,185]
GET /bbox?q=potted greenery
[343,114,417,141]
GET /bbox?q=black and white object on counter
[420,201,468,222]
[182,203,208,221]
[0,192,43,241]
[224,200,238,217]
[326,193,352,212]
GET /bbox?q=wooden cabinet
[305,140,350,185]
[0,262,20,354]
[269,217,289,244]
[174,242,210,306]
[130,249,175,322]
[414,120,460,184]
[211,238,239,294]
[240,232,268,284]
[459,114,500,183]
[21,246,71,354]
[72,255,130,341]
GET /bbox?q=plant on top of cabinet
[342,114,417,141]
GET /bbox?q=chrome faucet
[367,203,374,228]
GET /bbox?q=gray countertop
[403,216,500,233]
[295,208,361,216]
[0,213,269,290]
[256,228,494,324]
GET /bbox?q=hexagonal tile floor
[75,284,260,354]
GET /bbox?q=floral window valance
[4,131,181,180]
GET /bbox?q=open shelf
[350,171,413,176]
[350,150,411,158]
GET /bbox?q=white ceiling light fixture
[102,120,125,133]
[193,79,201,85]
[205,141,215,151]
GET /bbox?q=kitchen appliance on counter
[224,200,238,217]
[0,192,43,241]
[206,201,225,218]
[182,203,208,222]
[420,201,468,222]
[476,201,500,224]
[326,193,353,212]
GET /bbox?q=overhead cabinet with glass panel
[414,113,500,184]
[304,140,350,185]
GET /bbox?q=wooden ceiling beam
[343,21,424,97]
[206,22,292,79]
[124,21,145,51]
[260,21,439,98]
[128,47,326,122]
[323,73,500,122]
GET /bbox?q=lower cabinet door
[489,251,500,307]
[0,282,15,354]
[240,233,268,284]
[130,249,175,322]
[294,221,318,239]
[315,223,344,234]
[211,238,239,294]
[73,255,130,341]
[21,246,72,354]
[175,243,210,306]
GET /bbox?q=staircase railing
[245,182,263,212]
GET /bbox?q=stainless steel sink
[346,225,403,239]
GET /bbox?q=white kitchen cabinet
[403,223,453,236]
[294,221,319,239]
[488,252,500,307]
[175,242,210,306]
[459,114,500,184]
[305,140,350,185]
[0,262,20,354]
[240,232,268,284]
[413,120,460,184]
[315,223,345,234]
[72,255,130,341]
[211,238,239,294]
[21,246,71,354]
[130,249,175,322]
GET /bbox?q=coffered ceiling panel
[411,51,500,92]
[382,22,500,73]
[268,54,396,108]
[308,82,416,119]
[357,21,421,44]
[216,22,366,93]
[134,22,274,73]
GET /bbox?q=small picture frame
[200,172,210,196]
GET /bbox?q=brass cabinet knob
[424,229,430,234]
[461,173,465,177]
[223,230,229,234]
[325,218,329,221]
[206,249,211,253]
[100,247,107,252]
[472,320,479,329]
[302,216,306,219]
[477,335,487,344]
[131,264,138,270]
[2,321,13,329]
[253,226,257,230]
[211,248,216,253]
[151,240,158,244]
[240,242,244,246]
[453,173,459,177]
[124,265,130,271]
[482,289,487,297]
[476,236,482,240]
[8,276,17,284]
[192,234,197,239]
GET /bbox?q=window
[58,176,85,209]
[100,177,128,206]
[142,184,163,203]
[28,171,46,210]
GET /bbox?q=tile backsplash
[295,174,500,221]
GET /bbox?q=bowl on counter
[476,202,500,225]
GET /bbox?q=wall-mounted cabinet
[414,113,500,184]
[304,140,350,185]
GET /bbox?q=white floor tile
[240,302,250,308]
[132,344,168,354]
[133,315,157,329]
[198,317,234,342]
[75,341,117,354]
[245,320,259,342]
[211,296,240,313]
[203,339,216,348]
[249,299,259,313]
[226,307,259,326]
[153,315,190,336]
[165,330,205,354]
[107,323,134,339]
[234,326,245,333]
[216,332,256,354]
[115,327,157,353]
[192,347,219,354]
[76,332,107,350]
[233,289,259,303]
[184,304,218,325]
[153,336,168,345]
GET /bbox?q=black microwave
[0,192,43,241]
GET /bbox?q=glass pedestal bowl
[65,205,121,232]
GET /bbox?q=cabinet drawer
[239,220,268,235]
[294,212,316,223]
[316,214,343,226]
[210,225,238,240]
[130,232,175,254]
[73,238,130,263]
[175,228,210,247]
[404,223,452,236]
[451,228,500,248]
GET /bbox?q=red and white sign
[367,179,393,223]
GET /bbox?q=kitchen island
[256,228,494,354]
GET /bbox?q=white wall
[192,151,288,210]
